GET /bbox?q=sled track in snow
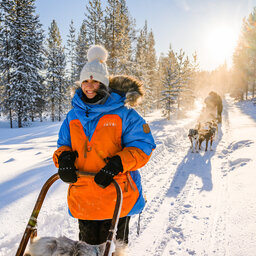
[130,126,197,255]
[146,167,196,256]
[206,103,231,256]
[129,143,177,236]
[130,109,233,255]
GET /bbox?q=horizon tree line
[0,0,200,128]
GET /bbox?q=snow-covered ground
[0,95,256,256]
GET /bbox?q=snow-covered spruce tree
[232,31,249,100]
[134,22,148,115]
[242,8,256,98]
[66,19,77,87]
[0,0,44,128]
[85,0,104,46]
[135,21,155,116]
[233,18,250,99]
[231,9,256,100]
[75,20,89,81]
[104,0,135,75]
[161,46,180,120]
[113,0,136,75]
[156,53,169,109]
[45,20,67,122]
[174,49,192,117]
[0,0,14,127]
[25,4,45,122]
[184,52,199,106]
[146,29,157,109]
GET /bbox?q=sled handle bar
[15,171,123,256]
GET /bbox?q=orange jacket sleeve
[53,145,73,168]
[116,147,152,172]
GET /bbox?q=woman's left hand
[94,155,123,188]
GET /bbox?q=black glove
[94,155,123,188]
[58,151,78,184]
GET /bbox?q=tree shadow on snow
[0,123,60,145]
[166,123,223,198]
[235,100,256,121]
[0,161,60,210]
[149,117,176,142]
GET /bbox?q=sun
[205,24,239,68]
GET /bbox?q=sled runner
[15,171,123,256]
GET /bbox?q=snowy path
[129,97,256,256]
[0,96,256,255]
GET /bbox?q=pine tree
[45,20,67,122]
[0,0,14,127]
[245,9,256,98]
[67,19,77,86]
[135,21,157,116]
[147,30,157,77]
[104,0,121,73]
[104,0,135,75]
[75,20,89,82]
[0,0,44,128]
[114,0,136,75]
[146,29,157,110]
[175,49,191,116]
[85,0,104,45]
[185,52,199,108]
[232,29,249,100]
[231,7,256,100]
[156,53,169,109]
[161,45,180,120]
[135,21,147,78]
[241,9,256,98]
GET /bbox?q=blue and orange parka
[53,75,156,220]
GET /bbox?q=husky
[210,119,218,138]
[25,236,127,256]
[188,121,202,153]
[198,121,217,151]
[188,128,199,153]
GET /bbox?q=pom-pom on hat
[79,45,109,87]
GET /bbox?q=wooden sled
[15,171,123,256]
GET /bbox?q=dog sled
[15,171,123,256]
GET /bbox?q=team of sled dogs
[188,118,218,153]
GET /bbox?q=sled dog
[210,119,218,138]
[188,128,199,153]
[198,121,217,151]
[25,236,127,256]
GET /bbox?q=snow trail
[129,97,256,256]
[0,96,256,256]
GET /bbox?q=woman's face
[81,80,100,99]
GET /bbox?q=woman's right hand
[58,151,78,183]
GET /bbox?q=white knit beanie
[79,45,109,87]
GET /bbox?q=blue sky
[35,0,256,71]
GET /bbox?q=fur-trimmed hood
[73,75,144,107]
[108,75,144,107]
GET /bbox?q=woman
[53,45,156,253]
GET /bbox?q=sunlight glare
[205,24,239,68]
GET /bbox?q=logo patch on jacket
[143,123,150,133]
[104,122,116,127]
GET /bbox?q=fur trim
[25,236,127,256]
[109,75,144,107]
